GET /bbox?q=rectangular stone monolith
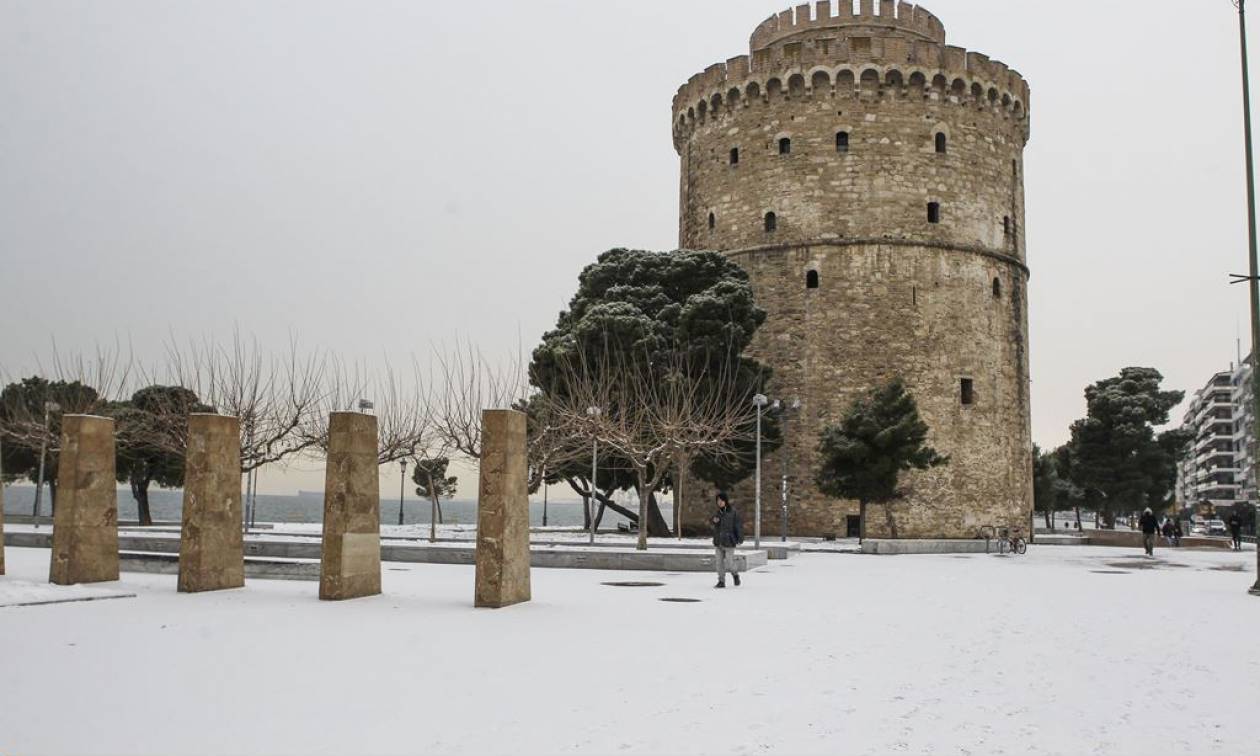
[474,409,531,608]
[178,414,244,593]
[319,412,381,601]
[49,415,119,585]
[1,463,6,576]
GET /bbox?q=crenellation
[672,3,1028,147]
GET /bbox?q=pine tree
[815,379,947,539]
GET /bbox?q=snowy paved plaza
[1,543,1257,756]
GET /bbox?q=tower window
[1003,216,1010,235]
[935,132,947,153]
[836,131,849,152]
[708,212,716,230]
[806,270,820,289]
[961,378,975,406]
[927,202,941,224]
[779,137,791,155]
[730,147,739,165]
[764,212,777,233]
[992,277,1002,299]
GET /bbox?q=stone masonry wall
[673,1,1032,539]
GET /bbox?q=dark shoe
[715,581,726,589]
[733,574,741,587]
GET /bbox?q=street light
[397,458,408,527]
[753,393,770,549]
[1230,0,1260,595]
[587,406,601,545]
[32,400,60,529]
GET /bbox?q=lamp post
[397,458,408,527]
[31,400,59,529]
[753,393,769,549]
[1231,0,1260,595]
[587,406,601,545]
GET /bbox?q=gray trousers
[715,547,739,579]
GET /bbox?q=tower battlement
[751,1,946,50]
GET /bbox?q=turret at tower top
[750,1,946,51]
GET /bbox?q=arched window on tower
[708,212,716,231]
[836,131,849,153]
[806,270,820,289]
[927,202,941,224]
[779,137,792,155]
[765,212,777,233]
[935,132,947,154]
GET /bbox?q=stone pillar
[49,415,118,585]
[1,450,6,576]
[178,414,244,593]
[319,412,381,601]
[474,409,531,608]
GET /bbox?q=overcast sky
[1,0,1256,495]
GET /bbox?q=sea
[0,485,668,529]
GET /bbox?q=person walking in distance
[1228,512,1244,552]
[712,492,743,588]
[1139,507,1160,557]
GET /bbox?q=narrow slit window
[928,202,941,224]
[779,137,791,155]
[992,277,1002,299]
[730,147,740,165]
[764,212,777,233]
[935,132,947,153]
[961,378,975,406]
[836,131,849,152]
[806,270,820,289]
[708,212,716,230]
[1003,216,1010,235]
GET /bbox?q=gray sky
[1,0,1256,494]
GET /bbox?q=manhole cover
[1091,570,1129,575]
[601,581,665,588]
[659,598,702,603]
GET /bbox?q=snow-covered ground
[1,544,1257,755]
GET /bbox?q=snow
[0,579,135,608]
[1,544,1257,755]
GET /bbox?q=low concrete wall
[121,552,317,581]
[861,539,992,555]
[7,531,767,573]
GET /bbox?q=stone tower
[672,0,1032,539]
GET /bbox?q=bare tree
[432,338,528,460]
[542,348,759,550]
[166,332,326,474]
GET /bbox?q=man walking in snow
[1139,507,1160,557]
[712,492,743,588]
[1228,512,1243,551]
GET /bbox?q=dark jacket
[712,505,743,548]
[1229,515,1243,534]
[1139,512,1159,535]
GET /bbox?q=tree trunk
[881,500,898,540]
[674,452,686,540]
[427,471,438,542]
[645,492,672,538]
[594,498,608,530]
[48,479,56,516]
[436,499,444,524]
[859,499,867,543]
[130,472,153,527]
[635,469,650,551]
[1074,505,1082,531]
[582,493,592,530]
[1044,508,1052,530]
